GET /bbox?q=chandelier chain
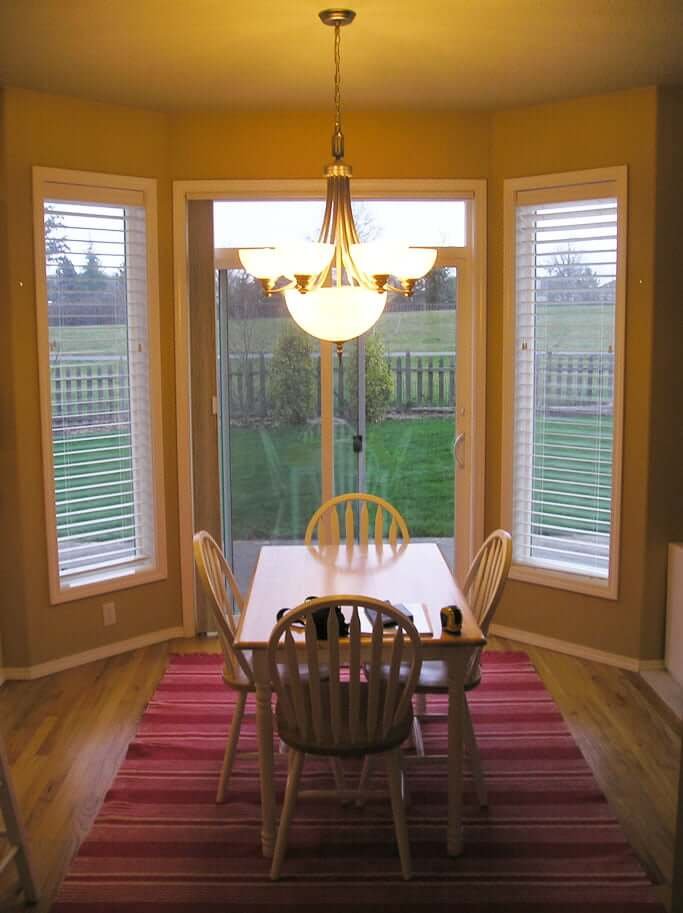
[334,24,342,138]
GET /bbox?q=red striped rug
[51,652,665,911]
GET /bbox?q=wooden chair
[304,493,410,548]
[193,531,255,803]
[0,734,39,903]
[268,595,422,881]
[411,529,512,806]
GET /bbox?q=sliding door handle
[453,432,465,468]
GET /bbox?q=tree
[537,249,600,305]
[79,247,109,293]
[418,266,456,310]
[44,213,67,257]
[269,327,316,425]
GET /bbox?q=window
[502,168,626,597]
[33,168,166,602]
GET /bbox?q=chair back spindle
[269,596,422,754]
[305,493,410,549]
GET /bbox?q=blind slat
[512,193,619,579]
[44,197,157,581]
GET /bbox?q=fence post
[438,357,445,405]
[118,359,128,427]
[53,364,62,420]
[86,366,93,423]
[259,353,267,416]
[245,357,255,416]
[427,357,434,406]
[416,356,423,405]
[396,356,403,408]
[317,356,321,415]
[405,351,411,411]
[337,352,345,415]
[449,357,455,406]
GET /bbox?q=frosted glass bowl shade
[350,243,437,281]
[278,242,335,278]
[284,287,386,343]
[238,248,284,279]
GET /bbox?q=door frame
[173,178,486,634]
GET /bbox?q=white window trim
[501,166,627,600]
[33,167,167,604]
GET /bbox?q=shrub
[349,332,393,423]
[269,328,316,425]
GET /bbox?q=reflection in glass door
[334,199,464,567]
[334,272,458,565]
[214,200,325,593]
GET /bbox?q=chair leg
[270,749,305,880]
[329,758,348,804]
[356,753,375,807]
[216,690,247,803]
[384,748,412,880]
[0,744,39,903]
[463,698,487,808]
[411,716,425,757]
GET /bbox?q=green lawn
[532,415,613,535]
[49,302,614,358]
[227,417,456,540]
[53,413,613,548]
[54,432,134,539]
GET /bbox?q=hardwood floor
[0,634,679,911]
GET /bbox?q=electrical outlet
[102,601,116,626]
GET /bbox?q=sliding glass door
[208,191,477,594]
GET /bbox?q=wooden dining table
[235,541,485,859]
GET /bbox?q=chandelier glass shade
[238,8,436,347]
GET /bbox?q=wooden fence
[50,356,130,434]
[49,350,615,431]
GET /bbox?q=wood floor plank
[0,634,678,912]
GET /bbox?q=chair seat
[375,660,481,693]
[276,682,413,757]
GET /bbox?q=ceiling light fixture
[238,8,437,352]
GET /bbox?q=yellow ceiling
[1,0,682,112]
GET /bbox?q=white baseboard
[0,626,186,682]
[489,623,665,672]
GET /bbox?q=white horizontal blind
[43,197,156,585]
[512,195,618,578]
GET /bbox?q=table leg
[253,654,276,858]
[447,652,466,856]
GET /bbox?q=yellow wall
[488,88,659,658]
[0,83,674,668]
[169,109,490,179]
[0,90,31,665]
[1,88,181,666]
[648,88,683,658]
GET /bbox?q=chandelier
[238,8,437,351]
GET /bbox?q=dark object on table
[277,598,349,640]
[440,604,463,636]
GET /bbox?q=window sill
[509,562,617,600]
[49,561,168,605]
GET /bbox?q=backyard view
[45,196,615,584]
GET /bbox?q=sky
[213,199,467,249]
